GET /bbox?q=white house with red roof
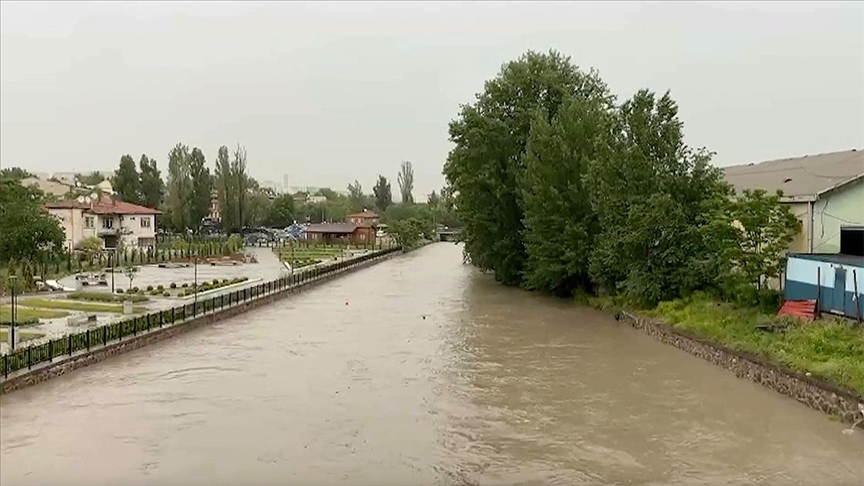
[44,196,161,251]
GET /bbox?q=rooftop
[304,223,358,234]
[346,210,379,219]
[45,196,161,215]
[789,252,864,267]
[721,149,864,200]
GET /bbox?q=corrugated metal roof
[788,252,864,267]
[722,149,864,199]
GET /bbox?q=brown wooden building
[304,222,376,245]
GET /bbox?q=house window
[140,217,151,228]
[102,218,114,229]
[84,217,94,228]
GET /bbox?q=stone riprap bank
[619,311,864,426]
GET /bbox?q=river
[1,243,862,485]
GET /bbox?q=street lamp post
[110,248,116,294]
[9,275,17,350]
[193,251,198,306]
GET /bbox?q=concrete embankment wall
[0,250,401,395]
[619,311,864,425]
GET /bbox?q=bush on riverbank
[642,295,864,395]
[181,276,249,297]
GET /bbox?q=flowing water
[1,243,862,485]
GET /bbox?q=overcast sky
[1,1,862,198]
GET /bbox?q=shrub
[131,287,139,293]
[146,285,154,291]
[181,283,188,288]
[223,278,230,284]
[163,291,171,297]
[157,285,164,291]
[170,283,177,289]
[213,279,221,285]
[116,288,124,294]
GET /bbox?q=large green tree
[167,143,192,231]
[138,155,164,209]
[444,50,608,285]
[232,144,249,230]
[266,194,296,227]
[373,175,393,212]
[214,145,237,230]
[727,189,800,294]
[188,147,213,233]
[520,93,612,295]
[0,178,64,263]
[397,161,414,204]
[587,90,727,304]
[112,155,141,204]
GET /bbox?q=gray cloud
[2,1,862,198]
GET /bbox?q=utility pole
[9,275,17,350]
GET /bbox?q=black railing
[1,247,398,378]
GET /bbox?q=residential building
[44,196,161,251]
[722,149,864,254]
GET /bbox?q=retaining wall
[619,311,864,425]
[1,250,401,394]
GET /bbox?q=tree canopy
[0,178,64,262]
[112,154,141,204]
[397,161,414,204]
[373,175,393,212]
[444,49,799,306]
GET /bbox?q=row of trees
[112,154,165,209]
[444,50,799,306]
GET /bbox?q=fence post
[86,330,90,350]
[49,339,53,362]
[68,334,72,356]
[159,311,163,328]
[172,307,176,324]
[3,354,7,378]
[133,317,137,336]
[147,313,151,332]
[27,346,31,370]
[103,326,107,345]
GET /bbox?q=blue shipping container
[784,253,864,319]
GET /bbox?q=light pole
[9,275,17,350]
[193,251,198,306]
[110,248,116,294]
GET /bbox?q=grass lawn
[19,298,146,314]
[0,328,45,343]
[0,305,69,325]
[639,296,864,396]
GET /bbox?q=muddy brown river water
[1,243,862,485]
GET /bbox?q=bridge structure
[436,229,459,242]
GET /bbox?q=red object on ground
[777,300,817,321]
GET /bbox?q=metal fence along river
[1,247,399,378]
